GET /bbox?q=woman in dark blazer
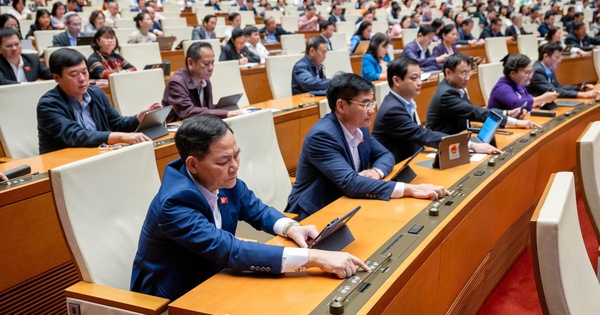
[219,28,260,65]
[432,24,458,57]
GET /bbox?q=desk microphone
[3,164,31,180]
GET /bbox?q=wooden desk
[161,50,186,74]
[169,101,600,315]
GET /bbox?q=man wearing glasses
[285,73,449,221]
[0,28,51,85]
[427,53,538,136]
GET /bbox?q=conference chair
[238,10,255,27]
[577,121,600,281]
[374,81,390,110]
[323,50,352,78]
[265,53,304,99]
[162,2,180,13]
[160,17,188,28]
[224,109,295,241]
[401,28,418,48]
[228,5,240,13]
[45,46,93,66]
[194,6,213,22]
[263,10,282,24]
[594,50,600,84]
[484,37,509,64]
[113,28,135,45]
[477,62,503,105]
[470,24,481,39]
[34,30,64,55]
[214,25,229,38]
[120,42,162,70]
[0,80,56,159]
[521,23,538,34]
[330,32,347,50]
[281,34,305,54]
[212,60,250,107]
[19,19,33,39]
[281,15,299,33]
[50,142,168,315]
[584,8,595,23]
[531,172,600,315]
[335,21,355,44]
[371,20,388,34]
[318,99,330,118]
[115,19,136,29]
[162,26,194,50]
[182,38,221,61]
[109,69,165,116]
[517,34,538,60]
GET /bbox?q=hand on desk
[137,102,163,123]
[471,142,502,154]
[508,108,527,119]
[514,119,541,129]
[287,225,318,248]
[358,169,382,179]
[0,172,8,184]
[307,249,371,278]
[108,132,152,144]
[227,109,244,117]
[404,184,449,200]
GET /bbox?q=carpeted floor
[478,198,599,314]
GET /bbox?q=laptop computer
[156,36,176,51]
[391,147,424,183]
[135,106,172,139]
[471,111,502,144]
[352,40,370,55]
[215,93,243,110]
[77,36,94,46]
[144,61,171,77]
[309,206,361,251]
[432,132,471,170]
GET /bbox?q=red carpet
[478,198,599,314]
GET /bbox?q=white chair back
[120,42,162,70]
[162,26,194,50]
[335,21,355,44]
[115,19,136,29]
[183,38,221,61]
[238,10,256,27]
[522,23,538,34]
[330,32,347,50]
[470,24,481,38]
[113,28,135,45]
[371,20,388,34]
[322,49,352,78]
[161,17,188,28]
[401,28,418,47]
[484,37,509,63]
[34,30,64,52]
[263,10,283,24]
[214,25,229,38]
[212,60,250,107]
[594,49,600,82]
[477,62,503,105]
[281,34,305,54]
[0,80,56,158]
[20,19,34,38]
[374,81,390,110]
[517,34,538,60]
[45,46,93,65]
[281,15,299,32]
[50,142,160,290]
[531,172,600,315]
[318,99,330,118]
[109,69,165,116]
[265,53,304,99]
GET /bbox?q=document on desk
[240,63,258,68]
[425,152,487,162]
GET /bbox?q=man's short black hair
[203,14,216,24]
[486,7,496,13]
[538,42,563,61]
[65,12,80,24]
[574,12,584,18]
[186,41,213,61]
[462,18,473,26]
[544,11,555,20]
[228,12,240,21]
[305,36,327,55]
[387,57,420,88]
[243,25,258,36]
[327,73,374,112]
[418,24,435,36]
[175,115,233,161]
[319,20,333,31]
[573,20,586,31]
[305,4,315,11]
[0,27,19,43]
[442,53,471,73]
[49,48,87,76]
[491,17,502,25]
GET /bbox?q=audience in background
[538,12,555,37]
[192,14,217,40]
[128,11,157,43]
[244,26,268,63]
[401,25,446,72]
[291,36,330,95]
[25,9,54,40]
[565,21,600,51]
[319,20,335,50]
[7,0,32,21]
[298,5,325,31]
[52,13,82,47]
[433,24,458,57]
[0,28,51,85]
[84,10,105,36]
[105,2,122,27]
[88,26,136,79]
[0,14,22,39]
[350,21,372,52]
[329,3,345,23]
[260,16,292,44]
[222,12,241,44]
[50,1,66,29]
[220,28,260,65]
[361,32,390,81]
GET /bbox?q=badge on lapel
[24,66,31,71]
[220,197,228,204]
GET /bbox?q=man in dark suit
[291,36,331,95]
[527,42,598,98]
[163,42,243,122]
[457,19,482,45]
[538,11,555,37]
[505,13,532,37]
[372,57,500,163]
[0,28,51,85]
[565,21,600,51]
[319,20,334,50]
[479,17,506,39]
[286,73,448,220]
[328,4,345,23]
[52,13,82,47]
[131,114,369,300]
[565,12,584,34]
[259,16,293,44]
[191,14,217,40]
[37,48,160,154]
[401,24,447,72]
[426,53,539,135]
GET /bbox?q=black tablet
[309,206,361,249]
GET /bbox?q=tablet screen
[477,112,502,143]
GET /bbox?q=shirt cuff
[372,167,385,179]
[281,247,309,273]
[468,140,472,149]
[506,116,517,126]
[273,217,297,236]
[391,182,405,198]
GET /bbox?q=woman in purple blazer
[488,54,558,111]
[432,24,459,57]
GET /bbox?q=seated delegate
[488,54,558,111]
[192,14,217,40]
[432,24,459,57]
[401,24,447,72]
[291,36,331,95]
[83,10,105,36]
[361,33,390,81]
[131,114,371,300]
[163,42,243,122]
[128,10,157,44]
[259,16,293,44]
[350,21,371,53]
[286,73,449,220]
[219,28,260,65]
[0,28,52,85]
[52,13,83,47]
[88,26,136,79]
[37,48,160,154]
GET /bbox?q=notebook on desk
[144,61,171,77]
[391,147,424,183]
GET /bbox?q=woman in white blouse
[128,11,157,44]
[7,0,32,21]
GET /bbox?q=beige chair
[195,7,215,24]
[162,2,181,13]
[470,24,481,39]
[531,172,600,315]
[577,121,600,280]
[115,19,136,29]
[212,60,250,107]
[108,69,165,116]
[281,15,299,33]
[522,23,538,34]
[162,26,194,50]
[34,30,64,53]
[265,53,304,99]
[19,19,34,38]
[182,38,221,60]
[161,17,188,28]
[50,142,169,315]
[517,34,538,60]
[371,20,388,34]
[477,62,503,105]
[323,49,352,78]
[485,37,509,63]
[281,34,305,54]
[318,99,330,118]
[113,28,135,45]
[263,10,283,24]
[374,81,390,110]
[214,25,229,38]
[45,46,93,65]
[120,42,162,70]
[330,32,347,50]
[238,10,255,27]
[594,49,600,82]
[401,28,418,47]
[0,80,56,159]
[335,21,355,44]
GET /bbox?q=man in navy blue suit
[131,115,370,300]
[400,25,447,72]
[291,36,331,95]
[286,73,449,220]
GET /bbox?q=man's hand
[515,119,540,129]
[137,102,163,123]
[404,184,449,200]
[286,225,318,248]
[108,132,152,144]
[0,172,8,184]
[226,109,244,117]
[579,90,598,98]
[539,91,559,104]
[153,29,164,36]
[508,107,527,119]
[435,53,449,63]
[239,57,249,65]
[471,142,502,154]
[358,169,381,179]
[308,249,371,278]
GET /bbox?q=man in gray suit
[52,13,83,47]
[192,14,217,40]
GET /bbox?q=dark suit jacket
[285,113,396,220]
[479,26,504,39]
[564,33,600,51]
[401,40,440,72]
[526,60,578,98]
[219,42,260,63]
[52,31,72,47]
[328,14,345,23]
[538,22,550,37]
[505,25,530,36]
[162,67,226,122]
[37,85,139,154]
[191,25,216,40]
[259,26,292,42]
[426,79,508,135]
[373,92,447,163]
[291,54,330,95]
[0,54,52,85]
[431,43,458,57]
[131,159,285,300]
[457,27,474,45]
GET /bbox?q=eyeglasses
[347,100,377,109]
[457,70,472,77]
[520,69,534,76]
[98,143,122,152]
[100,35,116,40]
[5,24,18,30]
